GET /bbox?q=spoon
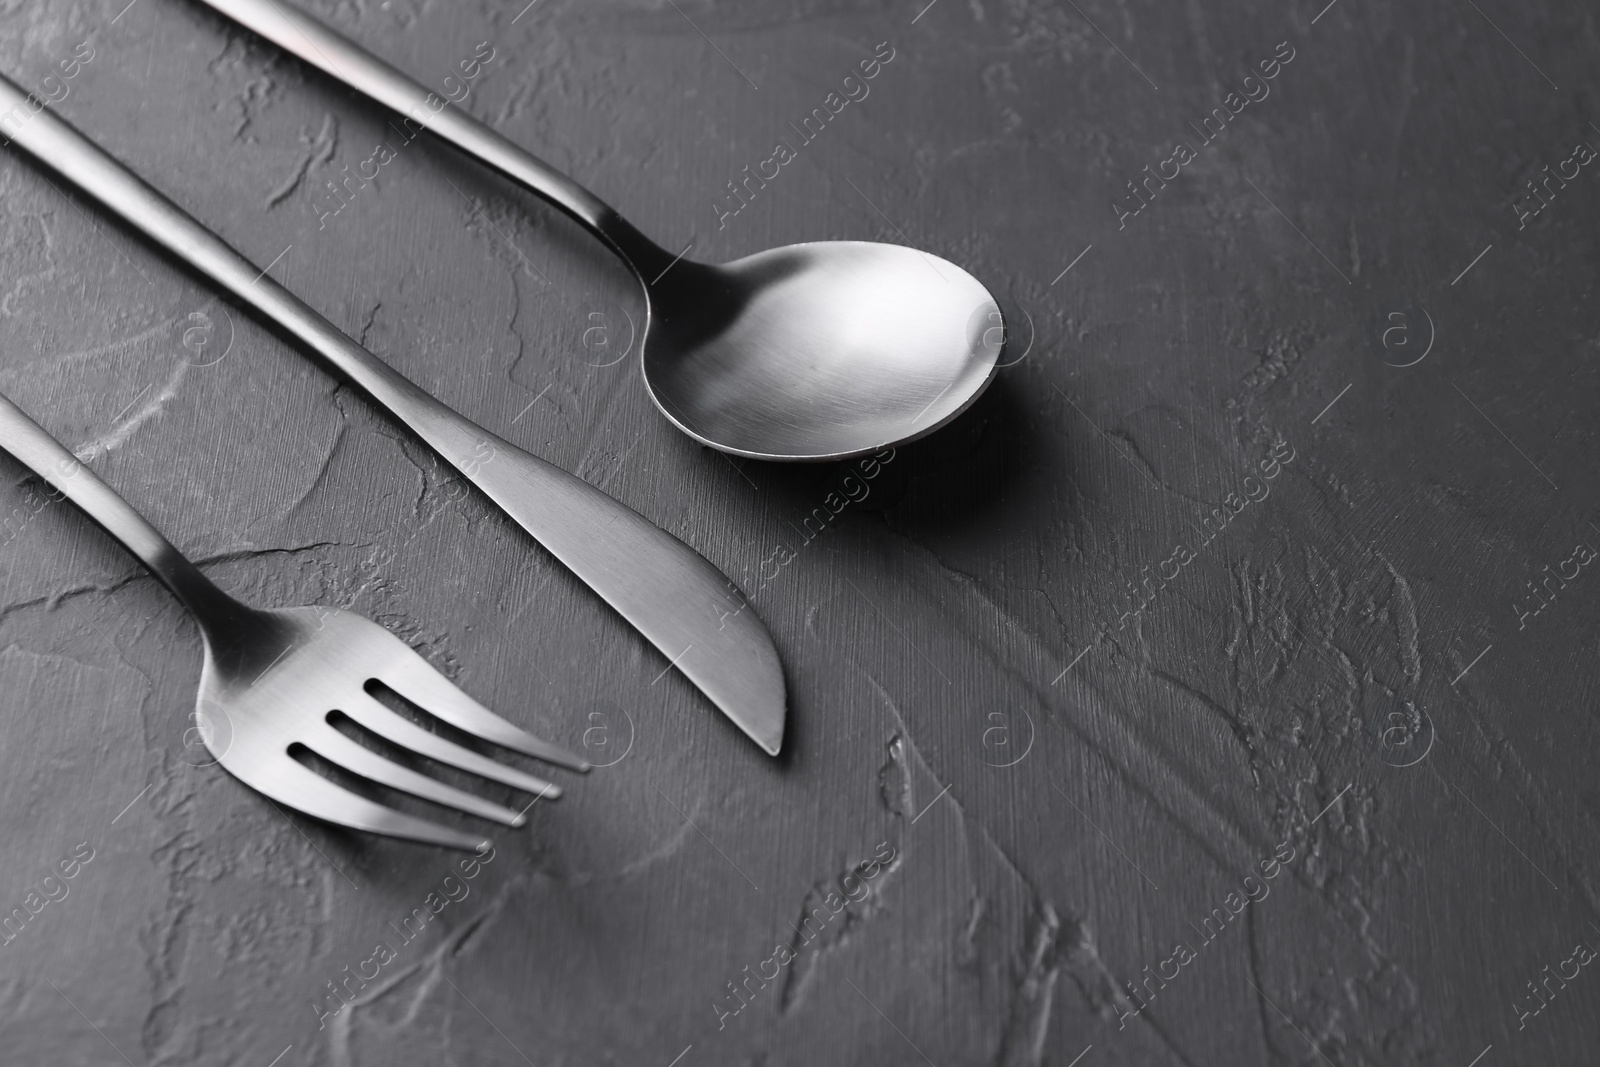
[202,0,1005,461]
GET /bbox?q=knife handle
[0,73,492,462]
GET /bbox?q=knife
[0,73,786,755]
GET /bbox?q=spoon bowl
[645,241,1003,461]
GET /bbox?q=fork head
[189,604,589,850]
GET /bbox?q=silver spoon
[201,0,1005,461]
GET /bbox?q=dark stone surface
[2,0,1599,1064]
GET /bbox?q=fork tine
[304,727,530,827]
[340,692,565,798]
[250,757,492,851]
[378,657,591,772]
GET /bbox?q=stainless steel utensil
[0,388,586,850]
[0,73,786,756]
[200,0,1004,462]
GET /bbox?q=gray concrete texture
[0,0,1597,1064]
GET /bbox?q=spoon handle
[198,0,673,279]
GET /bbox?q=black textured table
[3,1,1598,1064]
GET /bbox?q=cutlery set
[0,0,1003,848]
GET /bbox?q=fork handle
[196,0,675,281]
[0,391,239,623]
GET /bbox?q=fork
[0,389,588,851]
